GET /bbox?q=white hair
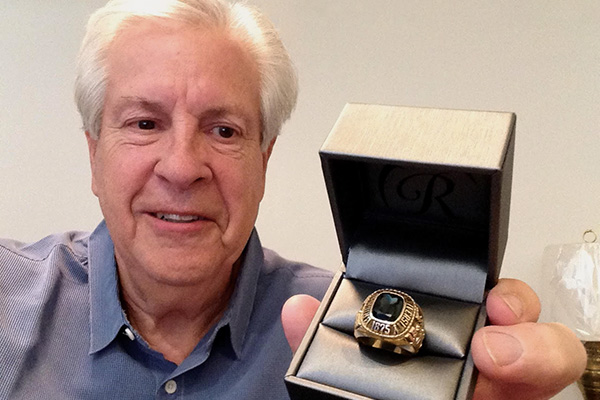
[74,0,298,150]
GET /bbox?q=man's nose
[153,126,213,189]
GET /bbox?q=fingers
[281,294,320,353]
[476,278,584,399]
[472,322,587,400]
[486,278,541,326]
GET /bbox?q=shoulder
[260,248,334,301]
[0,231,90,260]
[0,231,91,285]
[0,231,92,398]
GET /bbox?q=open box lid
[320,104,515,303]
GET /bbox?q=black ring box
[286,104,516,400]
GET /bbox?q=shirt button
[123,328,135,341]
[165,380,177,394]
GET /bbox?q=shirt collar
[88,221,128,354]
[225,229,264,358]
[87,222,265,358]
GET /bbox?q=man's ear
[85,131,99,196]
[262,137,277,170]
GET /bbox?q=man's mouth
[154,213,204,223]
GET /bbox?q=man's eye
[137,120,155,130]
[211,126,235,139]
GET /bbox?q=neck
[118,260,240,365]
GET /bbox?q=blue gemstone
[372,293,403,321]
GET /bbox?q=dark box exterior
[286,104,515,400]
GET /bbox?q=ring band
[354,288,425,355]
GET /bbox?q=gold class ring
[354,288,425,355]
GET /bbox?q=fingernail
[500,293,523,319]
[483,331,523,366]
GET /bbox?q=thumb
[472,322,586,399]
[281,294,320,353]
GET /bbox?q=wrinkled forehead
[105,18,259,92]
[102,19,262,132]
[106,16,258,85]
[111,15,222,51]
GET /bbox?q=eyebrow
[115,96,170,115]
[198,105,261,130]
[199,107,240,122]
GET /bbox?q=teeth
[156,213,202,223]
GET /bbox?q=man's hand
[471,278,586,400]
[281,294,321,353]
[281,279,587,399]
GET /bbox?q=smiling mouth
[154,213,204,223]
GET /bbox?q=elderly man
[0,0,586,399]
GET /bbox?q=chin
[146,255,230,287]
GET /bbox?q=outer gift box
[285,104,516,400]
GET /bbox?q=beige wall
[1,2,598,398]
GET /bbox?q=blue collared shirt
[0,222,332,399]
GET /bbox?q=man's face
[87,21,272,286]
